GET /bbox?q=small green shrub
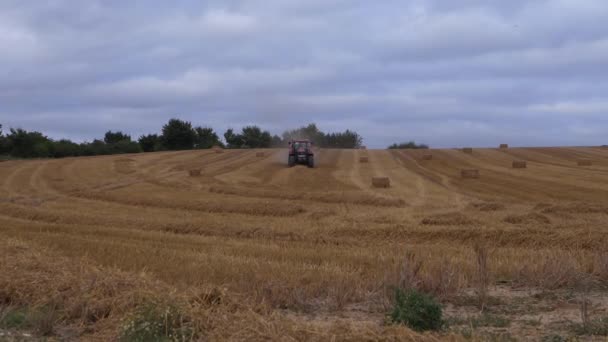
[390,288,443,332]
[571,316,608,336]
[0,307,28,329]
[120,303,195,342]
[27,306,59,336]
[542,335,567,342]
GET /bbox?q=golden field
[1,147,608,340]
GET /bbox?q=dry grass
[469,202,505,212]
[359,156,369,163]
[504,212,551,225]
[578,159,593,166]
[422,154,433,160]
[0,238,439,341]
[421,212,476,226]
[2,147,608,339]
[473,242,489,311]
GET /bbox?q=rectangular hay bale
[499,144,509,149]
[512,161,527,169]
[462,147,473,154]
[422,154,433,160]
[359,156,369,163]
[372,177,390,188]
[256,152,265,157]
[577,159,592,166]
[188,169,202,177]
[461,169,480,179]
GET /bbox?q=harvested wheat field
[2,147,608,340]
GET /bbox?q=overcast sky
[1,1,608,148]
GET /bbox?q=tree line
[0,119,364,159]
[387,141,429,149]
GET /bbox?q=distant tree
[104,131,132,144]
[282,123,324,144]
[6,128,52,158]
[138,134,161,152]
[161,118,196,150]
[224,126,272,148]
[194,126,222,149]
[111,140,141,154]
[281,123,362,148]
[0,124,7,155]
[388,141,429,149]
[223,128,243,149]
[80,139,109,156]
[324,130,362,148]
[241,126,272,148]
[271,135,284,147]
[51,139,81,158]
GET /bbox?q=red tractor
[288,140,315,168]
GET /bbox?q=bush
[388,141,429,149]
[390,288,443,332]
[51,139,81,158]
[281,123,363,148]
[120,303,195,342]
[109,140,142,154]
[139,134,160,152]
[0,307,28,329]
[224,126,272,148]
[161,118,196,150]
[571,316,608,336]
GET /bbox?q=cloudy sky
[1,0,608,148]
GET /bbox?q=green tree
[80,139,110,156]
[271,134,283,147]
[241,126,271,148]
[323,130,362,148]
[0,124,8,155]
[161,118,196,150]
[51,139,81,158]
[138,134,160,152]
[282,123,325,144]
[6,128,52,158]
[194,126,222,149]
[224,126,272,148]
[104,131,132,144]
[223,128,243,149]
[388,141,429,149]
[110,140,141,154]
[281,123,362,148]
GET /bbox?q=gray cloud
[1,0,608,147]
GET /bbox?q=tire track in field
[428,149,608,202]
[388,150,469,209]
[461,148,608,195]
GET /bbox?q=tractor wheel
[307,156,315,168]
[288,156,295,167]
